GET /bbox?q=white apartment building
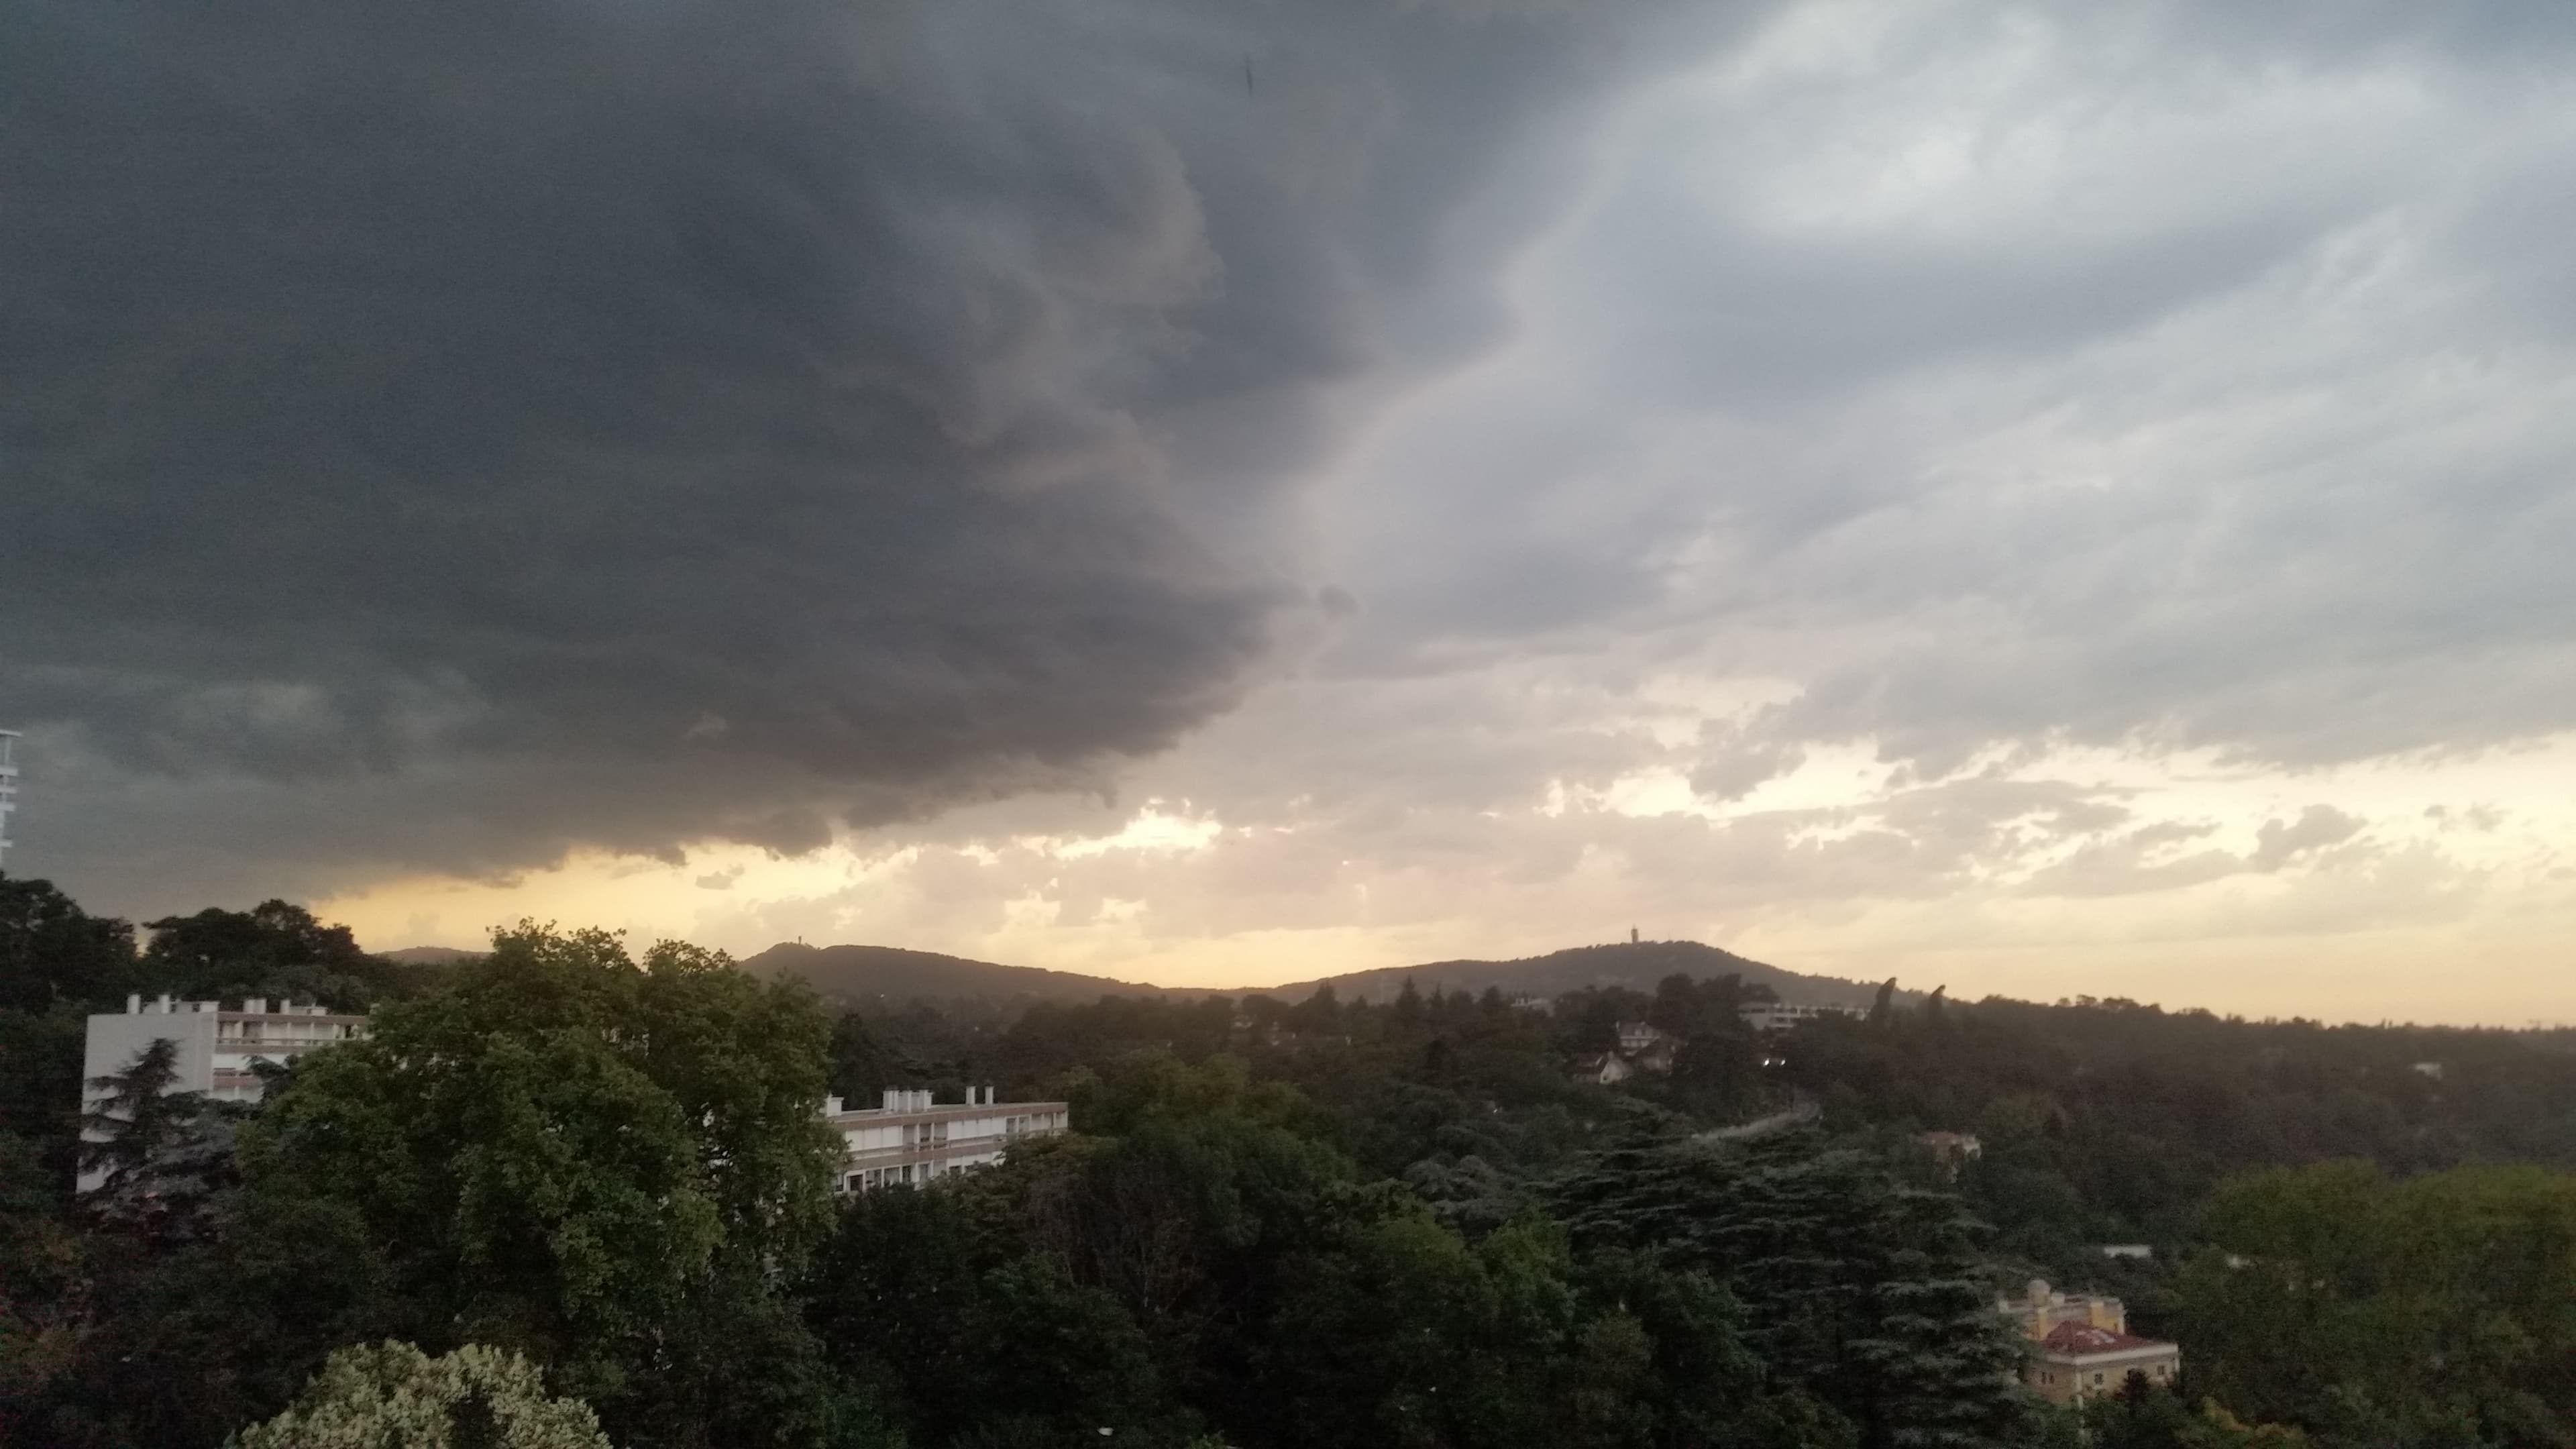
[0,729,21,869]
[1737,1002,1866,1032]
[824,1087,1068,1192]
[80,994,370,1191]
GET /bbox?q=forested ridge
[5,871,2573,1448]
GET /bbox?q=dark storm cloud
[0,0,1730,907]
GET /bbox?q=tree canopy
[9,875,2576,1449]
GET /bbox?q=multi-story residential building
[2025,1322,2183,1404]
[1736,1002,1866,1032]
[80,994,370,1191]
[823,1087,1068,1192]
[1999,1278,2182,1405]
[0,729,20,869]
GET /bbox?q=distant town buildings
[824,1087,1067,1191]
[1570,1021,1678,1084]
[80,994,370,1191]
[1998,1278,2182,1405]
[1615,1020,1676,1055]
[1737,1002,1865,1032]
[2096,1243,2155,1260]
[1572,1051,1634,1085]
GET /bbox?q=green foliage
[1252,1208,1788,1449]
[2179,1161,2576,1446]
[79,1038,242,1244]
[0,875,136,1015]
[227,1340,609,1449]
[1780,998,2576,1265]
[238,922,844,1445]
[812,1179,1188,1447]
[2081,1385,2314,1449]
[0,1130,87,1438]
[0,1004,86,1187]
[812,1046,1842,1449]
[48,1190,401,1447]
[826,1010,907,1104]
[19,873,2576,1449]
[140,901,421,1013]
[1552,1130,2033,1448]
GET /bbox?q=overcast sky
[9,0,2575,1022]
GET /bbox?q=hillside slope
[747,937,1893,1011]
[382,945,484,966]
[1257,939,1890,1008]
[742,941,1162,1006]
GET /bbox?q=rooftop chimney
[246,997,267,1015]
[881,1089,901,1111]
[822,1095,843,1116]
[127,994,141,1014]
[155,993,173,1014]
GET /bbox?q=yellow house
[1998,1279,2182,1405]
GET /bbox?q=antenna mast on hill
[0,731,19,870]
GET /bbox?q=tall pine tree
[78,1038,239,1243]
[1550,1127,2035,1449]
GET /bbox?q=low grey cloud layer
[1325,1,2576,788]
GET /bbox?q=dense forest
[5,871,2573,1448]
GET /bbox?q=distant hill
[746,936,1898,1012]
[1250,939,1894,1009]
[382,945,484,965]
[742,942,1163,1008]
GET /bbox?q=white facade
[0,729,19,869]
[81,994,370,1191]
[823,1086,1068,1193]
[1614,1020,1674,1053]
[1737,1002,1866,1032]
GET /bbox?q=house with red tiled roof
[1999,1278,2182,1405]
[2027,1322,2182,1404]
